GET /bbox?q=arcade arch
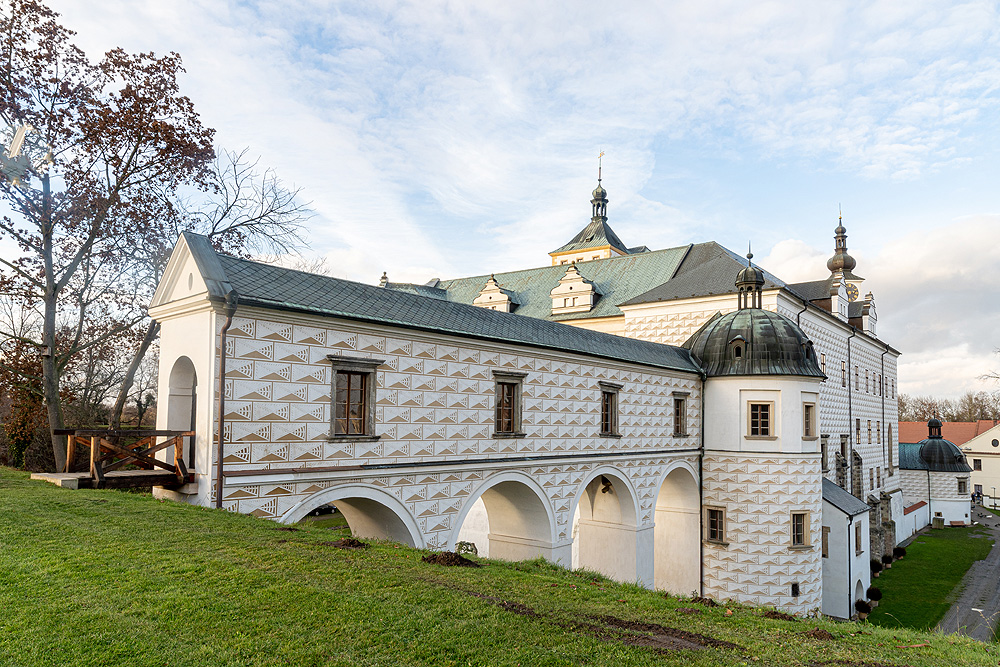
[166,356,197,470]
[453,473,555,562]
[280,485,424,548]
[654,465,700,595]
[569,469,639,583]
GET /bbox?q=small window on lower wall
[854,522,863,555]
[748,402,772,437]
[327,354,384,440]
[791,512,809,547]
[493,370,527,438]
[958,479,968,495]
[705,507,726,544]
[672,391,689,436]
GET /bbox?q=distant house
[897,419,973,534]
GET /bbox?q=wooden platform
[32,470,189,490]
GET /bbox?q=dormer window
[550,265,597,315]
[473,275,517,313]
[729,336,747,360]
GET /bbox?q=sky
[42,0,1000,399]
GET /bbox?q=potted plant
[893,546,906,560]
[881,554,893,569]
[855,599,871,620]
[866,586,882,608]
[870,558,883,577]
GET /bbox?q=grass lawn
[867,525,994,632]
[1,468,997,667]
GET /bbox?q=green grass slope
[0,468,996,667]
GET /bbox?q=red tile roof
[898,420,1000,446]
[903,500,927,515]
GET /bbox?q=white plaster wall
[821,507,870,619]
[962,425,1000,504]
[897,505,929,542]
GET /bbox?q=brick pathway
[935,507,1000,641]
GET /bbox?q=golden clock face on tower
[846,283,859,302]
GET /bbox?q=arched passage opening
[654,466,700,595]
[454,476,554,562]
[570,470,639,583]
[166,356,197,470]
[280,485,423,548]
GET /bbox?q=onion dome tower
[827,215,861,279]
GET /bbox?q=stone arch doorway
[569,469,639,583]
[453,473,556,562]
[280,485,424,548]
[166,356,197,470]
[654,465,700,595]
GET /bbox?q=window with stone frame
[673,392,689,436]
[974,458,983,471]
[876,421,881,444]
[958,479,968,495]
[867,420,872,444]
[748,402,772,437]
[855,522,863,555]
[821,353,826,377]
[791,512,809,547]
[493,370,527,437]
[705,507,726,544]
[856,418,861,445]
[821,436,829,473]
[327,354,384,440]
[599,381,622,437]
[841,361,846,387]
[855,366,859,390]
[887,425,894,474]
[803,403,816,438]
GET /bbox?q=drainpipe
[847,514,853,616]
[880,345,889,475]
[215,289,240,509]
[927,469,932,525]
[795,298,808,327]
[698,380,706,598]
[847,327,857,493]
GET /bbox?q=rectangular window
[706,508,726,543]
[865,370,869,393]
[791,512,808,547]
[821,436,829,473]
[887,425,894,472]
[867,420,872,444]
[855,366,859,390]
[878,374,882,396]
[749,402,771,437]
[958,479,968,495]
[842,361,846,387]
[876,421,881,444]
[974,458,983,471]
[493,371,527,437]
[856,418,861,445]
[803,403,816,438]
[335,371,368,435]
[327,354,384,439]
[822,526,830,558]
[599,381,621,437]
[855,522,863,555]
[673,397,687,436]
[975,484,983,494]
[869,468,874,490]
[876,467,881,487]
[821,353,826,377]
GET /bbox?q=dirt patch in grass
[322,538,369,549]
[422,551,480,567]
[466,591,539,617]
[592,615,743,652]
[675,607,701,615]
[762,609,798,622]
[274,526,299,532]
[803,627,835,640]
[809,662,914,667]
[691,596,719,607]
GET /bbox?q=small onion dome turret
[827,218,857,273]
[682,308,826,378]
[917,418,972,473]
[735,263,765,289]
[592,183,607,200]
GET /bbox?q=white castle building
[151,179,902,618]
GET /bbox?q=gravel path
[935,507,1000,641]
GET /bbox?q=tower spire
[598,150,604,183]
[827,209,856,274]
[735,241,765,309]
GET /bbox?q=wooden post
[64,435,76,473]
[90,436,105,485]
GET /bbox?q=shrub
[870,558,882,573]
[881,554,893,565]
[855,599,871,615]
[866,586,882,601]
[893,546,906,559]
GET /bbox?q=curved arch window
[729,336,747,360]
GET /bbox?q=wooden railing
[55,429,195,485]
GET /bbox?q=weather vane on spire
[598,151,604,182]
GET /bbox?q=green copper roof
[429,244,693,322]
[176,233,702,376]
